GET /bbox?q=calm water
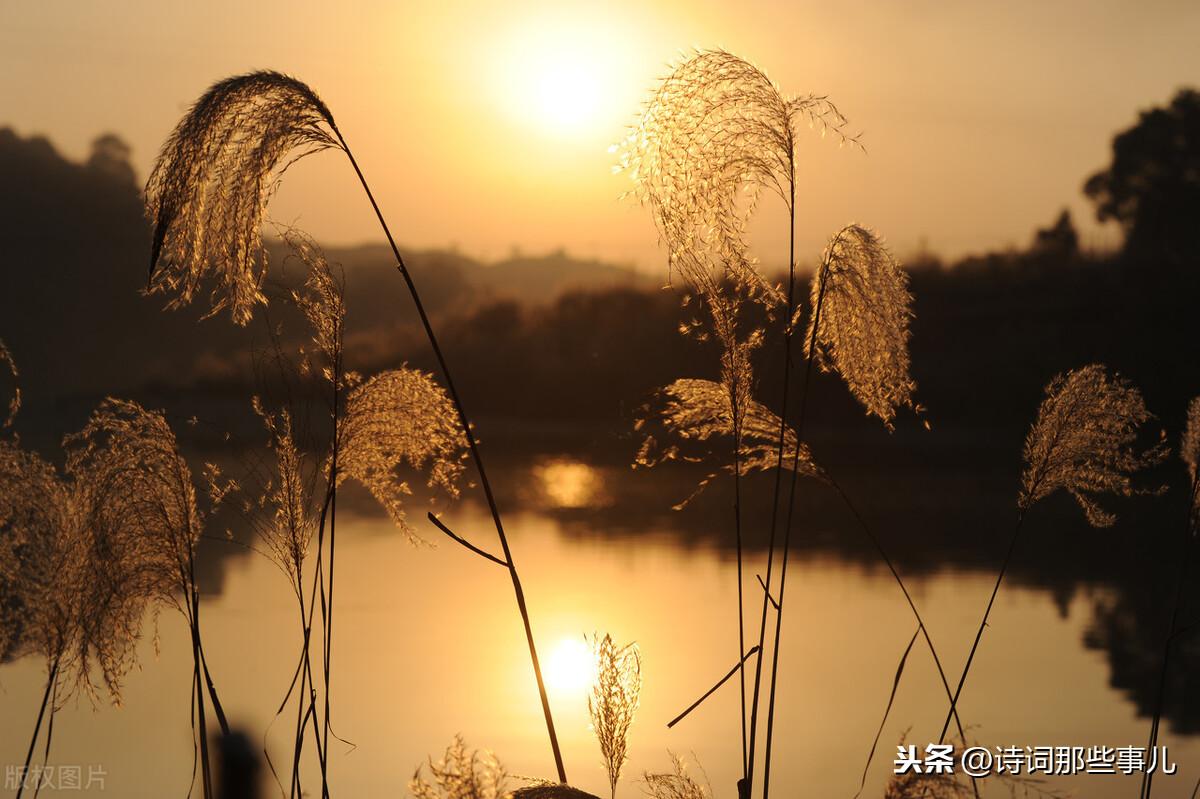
[1,456,1196,798]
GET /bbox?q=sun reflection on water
[544,636,597,701]
[531,458,609,509]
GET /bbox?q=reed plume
[0,437,82,799]
[623,50,941,799]
[619,51,855,794]
[1019,363,1166,527]
[883,771,970,799]
[0,348,153,797]
[410,736,509,799]
[146,71,340,325]
[588,634,642,799]
[149,71,570,782]
[806,225,917,429]
[1183,397,1200,483]
[1183,396,1200,536]
[340,368,468,539]
[244,394,329,796]
[617,49,852,312]
[281,227,344,798]
[65,398,231,798]
[641,753,710,799]
[635,378,819,508]
[249,400,318,588]
[940,364,1166,743]
[0,338,19,429]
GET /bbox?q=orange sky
[3,0,1199,270]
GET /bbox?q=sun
[490,16,634,139]
[544,637,597,699]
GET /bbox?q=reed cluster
[1,46,1197,799]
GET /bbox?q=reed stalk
[940,364,1166,744]
[330,125,567,784]
[15,658,59,799]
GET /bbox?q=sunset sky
[4,0,1199,269]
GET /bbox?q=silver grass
[0,440,80,678]
[1019,364,1166,527]
[151,69,571,784]
[146,71,341,325]
[0,338,18,429]
[282,226,346,381]
[883,771,970,799]
[636,378,820,508]
[249,399,317,586]
[0,391,183,711]
[410,735,509,799]
[65,399,203,608]
[339,368,468,538]
[806,225,917,429]
[641,754,710,799]
[1182,396,1200,485]
[617,49,854,314]
[589,634,642,799]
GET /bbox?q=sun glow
[491,16,635,139]
[544,637,596,699]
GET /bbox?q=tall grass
[66,399,234,798]
[146,70,568,783]
[238,231,468,796]
[938,364,1167,743]
[1,428,80,799]
[2,343,231,798]
[588,634,642,799]
[618,50,856,796]
[410,736,510,799]
[622,51,955,799]
[642,753,712,799]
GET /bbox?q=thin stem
[756,575,779,610]
[728,345,749,784]
[15,657,58,799]
[32,675,57,799]
[827,477,970,747]
[320,346,341,799]
[427,512,507,566]
[938,511,1028,743]
[762,252,825,799]
[667,646,761,729]
[746,147,797,799]
[1141,474,1199,799]
[191,596,214,799]
[332,127,566,784]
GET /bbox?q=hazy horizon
[5,0,1199,271]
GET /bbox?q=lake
[2,452,1197,798]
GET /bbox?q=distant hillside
[0,127,649,415]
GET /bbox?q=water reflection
[2,450,1197,797]
[529,458,610,510]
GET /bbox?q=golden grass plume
[410,735,509,799]
[339,368,468,538]
[1019,364,1166,527]
[589,633,642,799]
[635,378,820,507]
[146,71,341,324]
[806,225,917,429]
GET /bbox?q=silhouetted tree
[1084,89,1200,264]
[1031,209,1079,261]
[86,133,136,186]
